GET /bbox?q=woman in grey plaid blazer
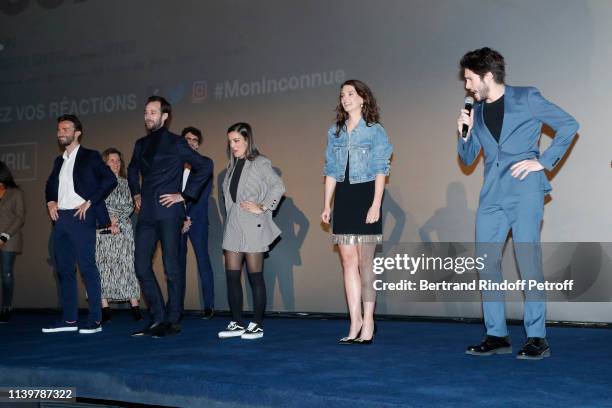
[218,122,285,340]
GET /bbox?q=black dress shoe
[131,322,164,337]
[131,306,143,321]
[0,308,10,323]
[102,307,112,323]
[201,308,214,320]
[160,322,181,337]
[516,337,550,360]
[466,335,512,356]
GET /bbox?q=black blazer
[45,146,118,226]
[127,127,213,221]
[185,170,213,222]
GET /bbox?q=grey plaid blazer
[222,156,285,252]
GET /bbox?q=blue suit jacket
[185,170,213,223]
[45,146,118,226]
[458,86,578,205]
[128,127,213,221]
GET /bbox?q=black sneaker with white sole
[78,322,102,334]
[42,320,78,333]
[218,321,245,338]
[241,322,264,339]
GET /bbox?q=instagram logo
[192,81,208,103]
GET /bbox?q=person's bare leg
[358,243,377,340]
[338,244,362,338]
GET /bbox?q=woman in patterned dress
[96,148,142,322]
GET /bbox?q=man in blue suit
[43,114,117,334]
[179,126,215,319]
[128,96,213,338]
[457,48,578,360]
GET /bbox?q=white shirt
[58,144,86,209]
[181,167,191,192]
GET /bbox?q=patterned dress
[95,177,140,301]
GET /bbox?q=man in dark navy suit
[179,126,215,319]
[43,114,117,334]
[128,96,213,337]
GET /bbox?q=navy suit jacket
[128,127,213,221]
[185,169,213,223]
[45,146,118,226]
[458,86,578,205]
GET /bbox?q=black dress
[332,159,382,244]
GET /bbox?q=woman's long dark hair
[0,161,18,188]
[334,79,381,137]
[226,122,260,168]
[102,147,127,178]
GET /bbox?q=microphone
[462,96,474,139]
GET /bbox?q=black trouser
[135,217,183,323]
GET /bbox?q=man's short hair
[181,126,203,144]
[460,47,506,84]
[57,114,83,133]
[146,95,172,115]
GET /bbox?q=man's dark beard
[145,119,163,133]
[58,136,74,146]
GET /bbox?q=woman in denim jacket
[322,79,393,344]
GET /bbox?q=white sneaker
[241,322,264,339]
[218,321,245,338]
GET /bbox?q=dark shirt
[230,158,246,203]
[483,94,504,143]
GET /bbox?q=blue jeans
[0,250,17,308]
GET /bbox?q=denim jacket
[324,118,393,183]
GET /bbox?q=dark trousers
[53,210,101,323]
[179,217,214,310]
[134,217,183,323]
[0,250,17,308]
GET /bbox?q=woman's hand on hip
[240,201,264,214]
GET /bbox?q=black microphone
[461,96,474,139]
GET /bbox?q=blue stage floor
[1,312,611,407]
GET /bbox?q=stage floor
[1,312,611,407]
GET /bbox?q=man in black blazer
[128,96,213,337]
[43,114,117,334]
[179,126,215,320]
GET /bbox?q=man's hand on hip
[511,159,544,180]
[75,200,92,220]
[159,193,185,208]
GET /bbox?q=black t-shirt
[229,158,246,203]
[483,94,504,143]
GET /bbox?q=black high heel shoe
[354,323,376,345]
[338,329,362,345]
[353,336,373,345]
